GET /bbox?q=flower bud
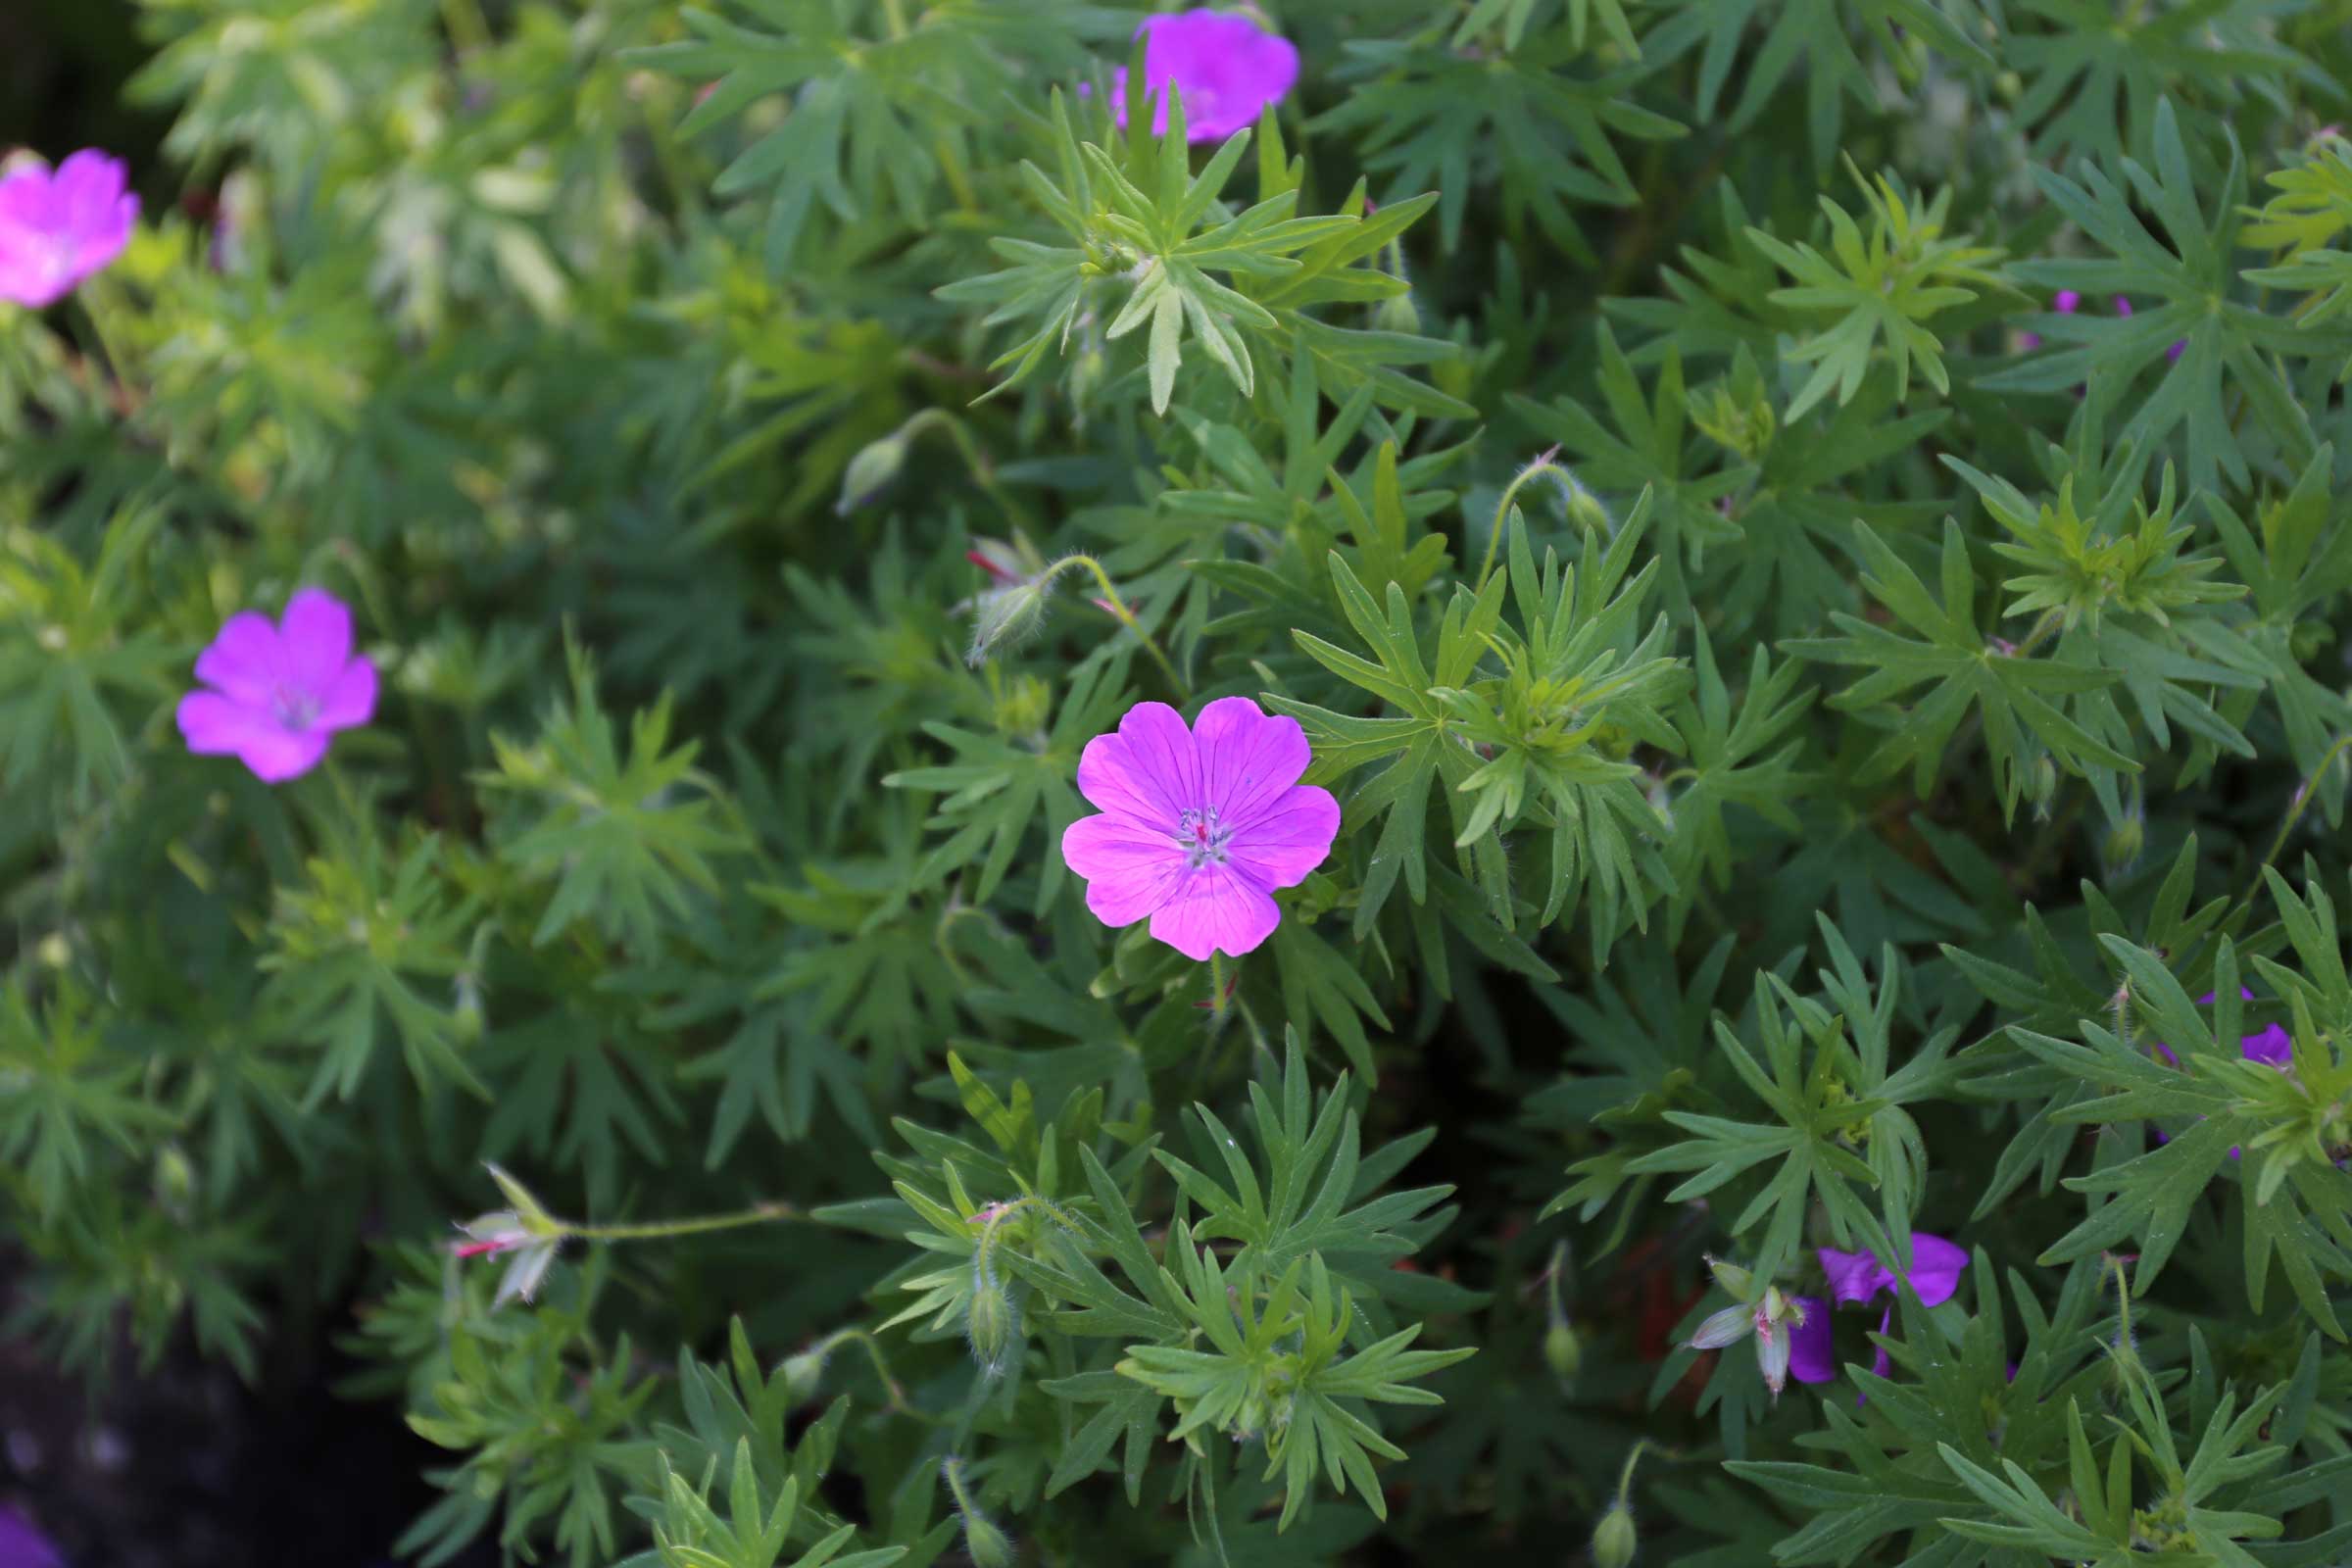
[836,426,912,515]
[962,1508,1016,1568]
[966,1277,1019,1374]
[1705,1255,1753,1298]
[155,1145,197,1217]
[1544,1318,1582,1384]
[1566,480,1611,534]
[1373,287,1421,337]
[781,1346,827,1403]
[1593,1503,1638,1568]
[965,582,1050,666]
[2026,754,2058,812]
[2101,808,2144,874]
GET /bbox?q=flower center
[1175,806,1230,869]
[271,683,321,731]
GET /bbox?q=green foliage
[15,0,2352,1564]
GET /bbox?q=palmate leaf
[1623,968,1899,1284]
[1788,518,2139,819]
[1641,0,1993,168]
[1266,553,1513,939]
[1745,166,2006,418]
[1980,99,2325,493]
[0,979,176,1223]
[882,654,1127,915]
[938,88,1464,416]
[1312,25,1682,259]
[633,0,1104,264]
[2008,904,2352,1339]
[482,639,749,953]
[2244,133,2352,371]
[1660,627,1815,929]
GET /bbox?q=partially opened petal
[1063,813,1188,926]
[315,655,378,731]
[1147,861,1279,960]
[2241,1023,2293,1068]
[176,692,329,782]
[1225,785,1338,890]
[279,588,355,691]
[193,611,286,706]
[1193,697,1310,827]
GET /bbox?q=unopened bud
[781,1347,826,1403]
[2101,808,2143,873]
[836,427,912,515]
[966,582,1049,666]
[962,1508,1015,1568]
[1566,481,1611,534]
[966,1277,1019,1374]
[1593,1503,1638,1568]
[1705,1256,1753,1298]
[2027,754,2058,811]
[1373,288,1421,336]
[1544,1319,1582,1383]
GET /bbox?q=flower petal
[176,692,330,782]
[1787,1296,1836,1385]
[1147,860,1279,960]
[1893,1234,1969,1307]
[193,610,286,706]
[279,587,355,692]
[52,149,135,278]
[1817,1246,1891,1305]
[1225,784,1339,890]
[1076,701,1199,826]
[315,654,378,732]
[1193,696,1311,828]
[1063,813,1188,926]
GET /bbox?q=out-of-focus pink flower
[177,589,378,783]
[0,1505,62,1568]
[2020,288,2080,350]
[0,149,138,309]
[1061,698,1338,960]
[1105,9,1299,142]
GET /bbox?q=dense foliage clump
[8,1,2352,1563]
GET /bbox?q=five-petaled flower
[1061,698,1338,960]
[1789,1232,1967,1385]
[0,149,138,310]
[1108,9,1300,143]
[177,588,378,783]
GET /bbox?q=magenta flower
[2019,288,2080,350]
[1795,1233,1967,1384]
[2153,989,2292,1069]
[177,589,377,783]
[0,149,138,309]
[1107,9,1299,142]
[1060,697,1338,960]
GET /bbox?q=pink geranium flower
[1107,9,1300,142]
[177,589,378,783]
[1060,698,1338,960]
[0,149,138,309]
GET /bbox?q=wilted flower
[1107,9,1299,142]
[0,149,138,309]
[1060,698,1339,961]
[177,588,378,782]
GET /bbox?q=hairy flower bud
[962,1510,1015,1568]
[836,426,912,516]
[966,582,1050,666]
[1565,480,1611,534]
[1373,287,1421,337]
[1593,1503,1638,1568]
[781,1346,827,1403]
[966,1276,1019,1374]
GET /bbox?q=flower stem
[564,1200,802,1242]
[1475,449,1570,593]
[1051,553,1189,697]
[810,1328,934,1424]
[1209,951,1229,1023]
[2256,731,2352,878]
